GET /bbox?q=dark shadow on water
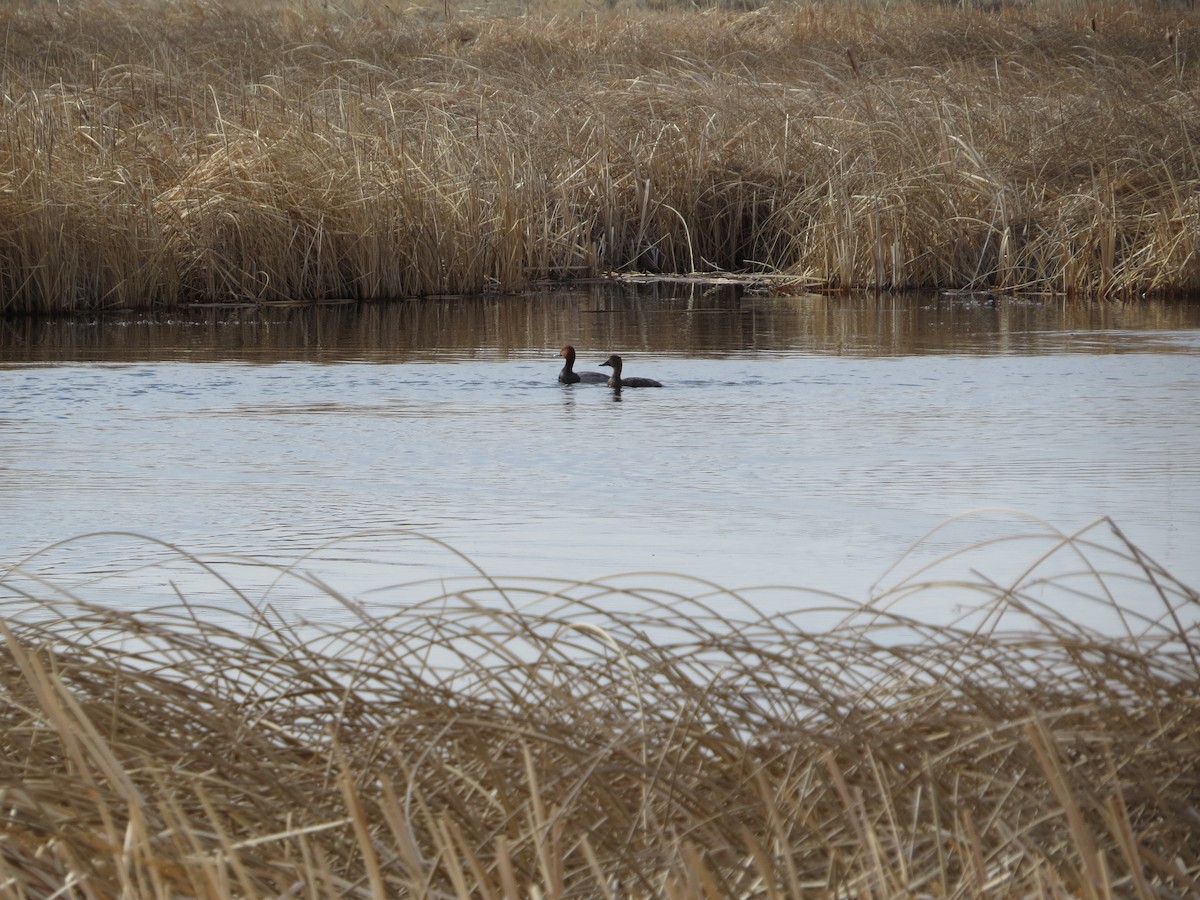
[3,283,1200,364]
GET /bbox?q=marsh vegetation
[1,521,1198,897]
[2,0,1200,312]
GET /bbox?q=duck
[599,354,663,388]
[558,345,609,384]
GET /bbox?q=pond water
[3,285,1200,629]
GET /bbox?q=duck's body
[599,354,663,388]
[558,345,609,384]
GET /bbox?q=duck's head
[599,354,621,369]
[560,345,576,360]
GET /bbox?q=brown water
[5,285,1199,362]
[3,285,1200,625]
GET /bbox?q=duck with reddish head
[558,345,610,384]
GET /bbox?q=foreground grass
[1,519,1197,897]
[1,0,1199,311]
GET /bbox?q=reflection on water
[2,286,1200,623]
[4,285,1200,362]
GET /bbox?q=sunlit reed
[1,517,1197,896]
[1,0,1199,312]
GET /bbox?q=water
[3,286,1200,627]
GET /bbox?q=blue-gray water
[3,287,1199,626]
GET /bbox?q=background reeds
[1,518,1197,896]
[2,0,1200,312]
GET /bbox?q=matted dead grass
[2,0,1200,311]
[1,517,1197,897]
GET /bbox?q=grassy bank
[1,0,1199,312]
[1,521,1198,896]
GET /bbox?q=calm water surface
[3,286,1199,625]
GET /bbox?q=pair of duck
[558,345,663,388]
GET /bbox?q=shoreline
[2,0,1198,311]
[2,519,1197,896]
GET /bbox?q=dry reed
[2,0,1200,312]
[1,517,1197,897]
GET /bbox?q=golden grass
[2,0,1200,312]
[1,517,1198,897]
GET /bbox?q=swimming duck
[558,345,609,384]
[599,354,663,388]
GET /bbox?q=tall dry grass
[0,0,1199,310]
[1,517,1198,897]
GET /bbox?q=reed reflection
[3,285,1199,364]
